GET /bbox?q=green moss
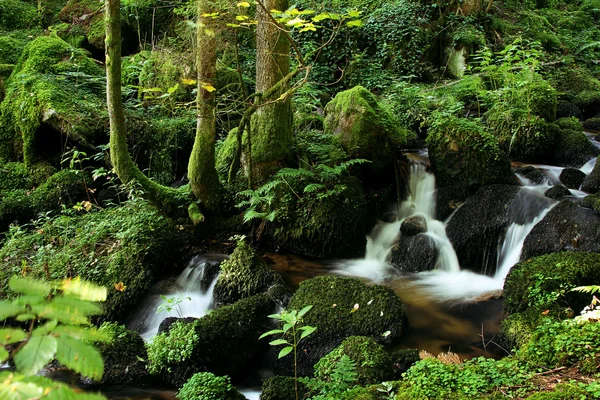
[147,294,274,386]
[0,35,27,65]
[498,309,554,352]
[324,86,414,172]
[94,322,147,385]
[315,336,394,386]
[261,376,308,400]
[553,128,598,167]
[213,239,283,306]
[583,117,600,131]
[215,128,242,179]
[450,75,486,108]
[555,116,583,132]
[390,348,420,374]
[339,387,379,400]
[177,372,246,400]
[137,49,194,103]
[0,35,106,164]
[551,67,600,95]
[574,90,600,118]
[58,0,107,51]
[0,200,180,320]
[50,22,87,48]
[0,0,40,30]
[0,162,31,191]
[583,194,600,213]
[288,276,405,345]
[525,383,592,399]
[503,252,600,315]
[427,115,513,198]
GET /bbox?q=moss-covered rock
[525,383,595,399]
[0,0,40,30]
[0,35,28,65]
[177,372,246,400]
[147,294,275,386]
[0,162,31,192]
[555,116,583,132]
[581,156,600,193]
[583,117,600,131]
[213,239,283,307]
[427,116,514,217]
[314,336,394,386]
[574,90,600,120]
[390,348,421,376]
[260,376,308,400]
[90,322,147,385]
[0,200,181,320]
[0,35,107,164]
[58,0,117,53]
[583,194,600,213]
[504,252,600,315]
[281,276,405,376]
[324,86,414,176]
[553,128,598,167]
[555,100,583,120]
[497,308,554,352]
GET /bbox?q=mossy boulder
[0,35,107,164]
[324,86,414,177]
[177,372,246,400]
[504,252,600,315]
[213,240,283,307]
[583,117,600,131]
[260,376,308,400]
[147,294,275,386]
[555,101,583,120]
[553,128,598,167]
[0,35,28,65]
[544,184,571,200]
[0,201,181,320]
[574,90,600,120]
[555,116,583,132]
[280,276,405,377]
[89,322,148,385]
[0,162,31,192]
[525,383,593,400]
[521,200,600,259]
[497,308,554,352]
[0,0,40,30]
[391,348,421,376]
[581,156,600,193]
[583,194,600,213]
[314,336,394,386]
[559,168,586,189]
[427,116,514,216]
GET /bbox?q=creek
[107,139,599,399]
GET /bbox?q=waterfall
[128,255,223,340]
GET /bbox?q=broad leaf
[259,329,283,339]
[14,335,58,376]
[9,277,52,297]
[56,336,104,381]
[0,301,25,320]
[0,346,8,362]
[0,379,43,400]
[278,346,293,359]
[0,328,27,345]
[298,305,313,318]
[299,326,317,340]
[53,326,110,343]
[269,339,289,346]
[61,278,107,302]
[32,320,58,337]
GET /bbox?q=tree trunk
[105,0,184,209]
[187,0,223,212]
[250,0,293,184]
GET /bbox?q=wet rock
[382,212,398,223]
[515,166,546,184]
[583,194,600,214]
[583,117,600,131]
[559,168,586,189]
[521,200,600,260]
[446,185,553,274]
[400,215,427,236]
[581,156,600,193]
[200,260,221,292]
[390,234,438,273]
[544,184,571,200]
[553,129,599,167]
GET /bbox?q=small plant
[302,355,358,400]
[260,305,317,400]
[147,320,199,375]
[177,372,245,400]
[157,293,192,318]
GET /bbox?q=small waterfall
[128,255,223,340]
[581,157,597,175]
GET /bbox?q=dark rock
[200,260,221,292]
[583,194,600,214]
[390,234,439,273]
[157,317,198,335]
[435,187,465,221]
[581,156,600,193]
[514,167,546,184]
[266,284,291,309]
[400,215,427,236]
[559,168,586,189]
[446,185,553,274]
[553,129,599,167]
[556,101,583,120]
[382,212,398,223]
[583,117,600,131]
[544,185,571,200]
[391,349,421,377]
[521,200,600,260]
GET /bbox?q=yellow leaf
[114,282,126,292]
[236,15,249,21]
[181,78,196,85]
[237,1,251,7]
[201,83,217,92]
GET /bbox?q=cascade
[128,255,223,340]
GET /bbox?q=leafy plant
[259,306,317,400]
[157,294,192,318]
[147,320,200,375]
[177,372,245,400]
[0,276,109,399]
[301,355,358,400]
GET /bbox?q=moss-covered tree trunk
[187,0,223,212]
[250,0,293,184]
[105,0,184,209]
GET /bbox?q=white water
[128,255,223,340]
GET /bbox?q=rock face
[583,194,600,214]
[400,215,427,236]
[390,234,439,273]
[521,200,600,260]
[446,185,553,274]
[553,129,599,167]
[427,116,515,219]
[556,101,583,120]
[559,168,586,189]
[583,117,600,131]
[544,185,571,200]
[581,156,600,193]
[280,276,405,377]
[324,85,413,177]
[514,166,546,184]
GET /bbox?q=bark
[105,0,187,210]
[250,0,293,184]
[187,0,223,212]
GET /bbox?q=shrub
[177,372,245,400]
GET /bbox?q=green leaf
[282,323,292,333]
[269,339,289,346]
[61,278,107,302]
[0,328,27,345]
[0,378,43,400]
[298,305,313,318]
[0,301,25,320]
[259,329,284,339]
[15,314,36,322]
[9,277,52,297]
[278,346,293,359]
[346,20,363,28]
[300,326,317,340]
[32,320,58,337]
[0,346,8,362]
[14,335,58,376]
[56,336,104,381]
[53,326,110,343]
[347,9,361,18]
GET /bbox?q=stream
[106,137,598,399]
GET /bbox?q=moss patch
[0,0,41,30]
[553,128,598,167]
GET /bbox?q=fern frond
[304,183,326,193]
[571,285,600,294]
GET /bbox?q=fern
[571,285,600,294]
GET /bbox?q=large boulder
[583,194,600,214]
[446,185,553,274]
[427,116,514,219]
[0,35,107,164]
[556,101,583,120]
[324,85,414,178]
[390,234,439,273]
[583,117,600,131]
[581,156,600,193]
[553,128,598,167]
[521,200,600,259]
[559,168,586,189]
[213,239,283,307]
[544,185,571,200]
[177,372,246,400]
[0,0,40,30]
[147,294,275,386]
[280,276,405,377]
